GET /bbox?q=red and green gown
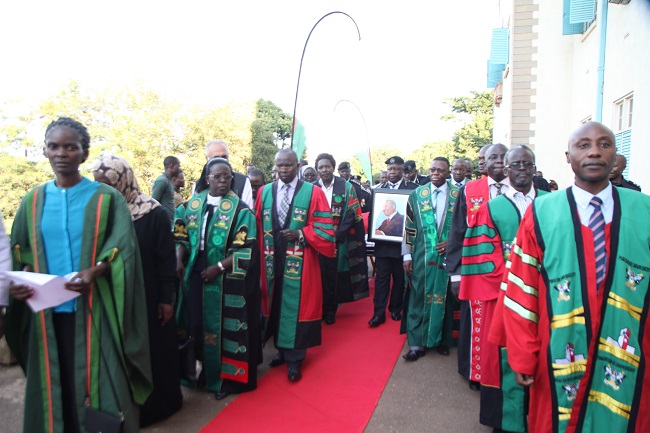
[6,182,152,433]
[402,181,460,349]
[317,176,368,315]
[503,187,650,433]
[174,190,260,395]
[256,180,335,350]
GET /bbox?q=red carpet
[201,279,405,433]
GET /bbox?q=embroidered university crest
[555,279,571,301]
[293,208,307,222]
[625,267,644,290]
[555,343,585,364]
[604,364,625,390]
[562,383,579,401]
[469,197,484,211]
[606,328,636,355]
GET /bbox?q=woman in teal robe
[6,117,152,433]
[175,157,260,400]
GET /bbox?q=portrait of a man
[374,199,405,237]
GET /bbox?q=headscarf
[92,155,160,221]
[299,165,316,181]
[194,157,234,194]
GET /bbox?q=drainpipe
[595,0,609,122]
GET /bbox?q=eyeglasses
[506,161,535,170]
[429,168,448,173]
[208,174,233,182]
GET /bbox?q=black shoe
[323,312,336,325]
[269,352,285,367]
[402,349,426,361]
[368,316,386,327]
[436,346,450,356]
[391,312,402,321]
[215,390,230,400]
[287,362,302,382]
[469,380,481,391]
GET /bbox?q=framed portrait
[368,188,411,244]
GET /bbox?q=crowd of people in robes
[2,117,649,433]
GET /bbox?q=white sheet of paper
[0,271,80,312]
[0,278,8,306]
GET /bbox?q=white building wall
[493,1,650,191]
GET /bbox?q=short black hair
[164,156,180,169]
[315,153,336,170]
[45,117,91,150]
[249,168,266,183]
[433,156,450,168]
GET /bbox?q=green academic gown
[6,183,152,433]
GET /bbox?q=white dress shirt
[200,194,222,251]
[0,211,11,306]
[572,183,614,226]
[318,177,335,207]
[505,186,536,217]
[487,176,511,199]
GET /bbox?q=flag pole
[334,99,372,180]
[291,11,361,150]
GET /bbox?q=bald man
[202,140,254,208]
[503,122,650,433]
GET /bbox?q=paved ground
[0,340,491,433]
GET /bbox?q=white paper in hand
[1,271,80,312]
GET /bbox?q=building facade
[489,0,650,190]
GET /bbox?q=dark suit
[413,174,430,186]
[376,212,404,237]
[371,180,417,318]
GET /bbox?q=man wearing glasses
[445,143,509,391]
[466,145,547,432]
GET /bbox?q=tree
[349,145,402,183]
[250,99,293,176]
[0,153,51,223]
[406,140,456,173]
[442,90,494,163]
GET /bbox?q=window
[614,93,633,132]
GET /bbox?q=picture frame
[368,188,411,244]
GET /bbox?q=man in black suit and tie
[369,156,417,327]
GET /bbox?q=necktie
[432,188,440,210]
[279,183,290,224]
[389,182,398,189]
[589,197,606,288]
[495,182,503,196]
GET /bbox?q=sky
[0,0,501,162]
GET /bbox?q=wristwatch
[217,261,226,272]
[298,230,305,243]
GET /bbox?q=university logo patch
[469,197,483,211]
[555,343,585,364]
[625,267,644,290]
[606,328,636,355]
[562,383,579,401]
[293,208,307,222]
[501,241,512,260]
[555,279,571,302]
[604,364,625,391]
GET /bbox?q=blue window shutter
[490,28,509,65]
[487,60,506,88]
[563,0,585,35]
[570,0,595,24]
[615,129,632,178]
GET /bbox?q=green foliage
[250,99,294,177]
[406,140,456,173]
[443,90,494,163]
[0,153,51,221]
[0,82,273,216]
[349,145,401,183]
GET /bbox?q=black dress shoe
[368,316,386,327]
[436,346,450,356]
[269,352,285,367]
[391,312,402,321]
[469,380,481,391]
[215,390,230,400]
[323,312,336,325]
[402,349,426,361]
[287,362,302,382]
